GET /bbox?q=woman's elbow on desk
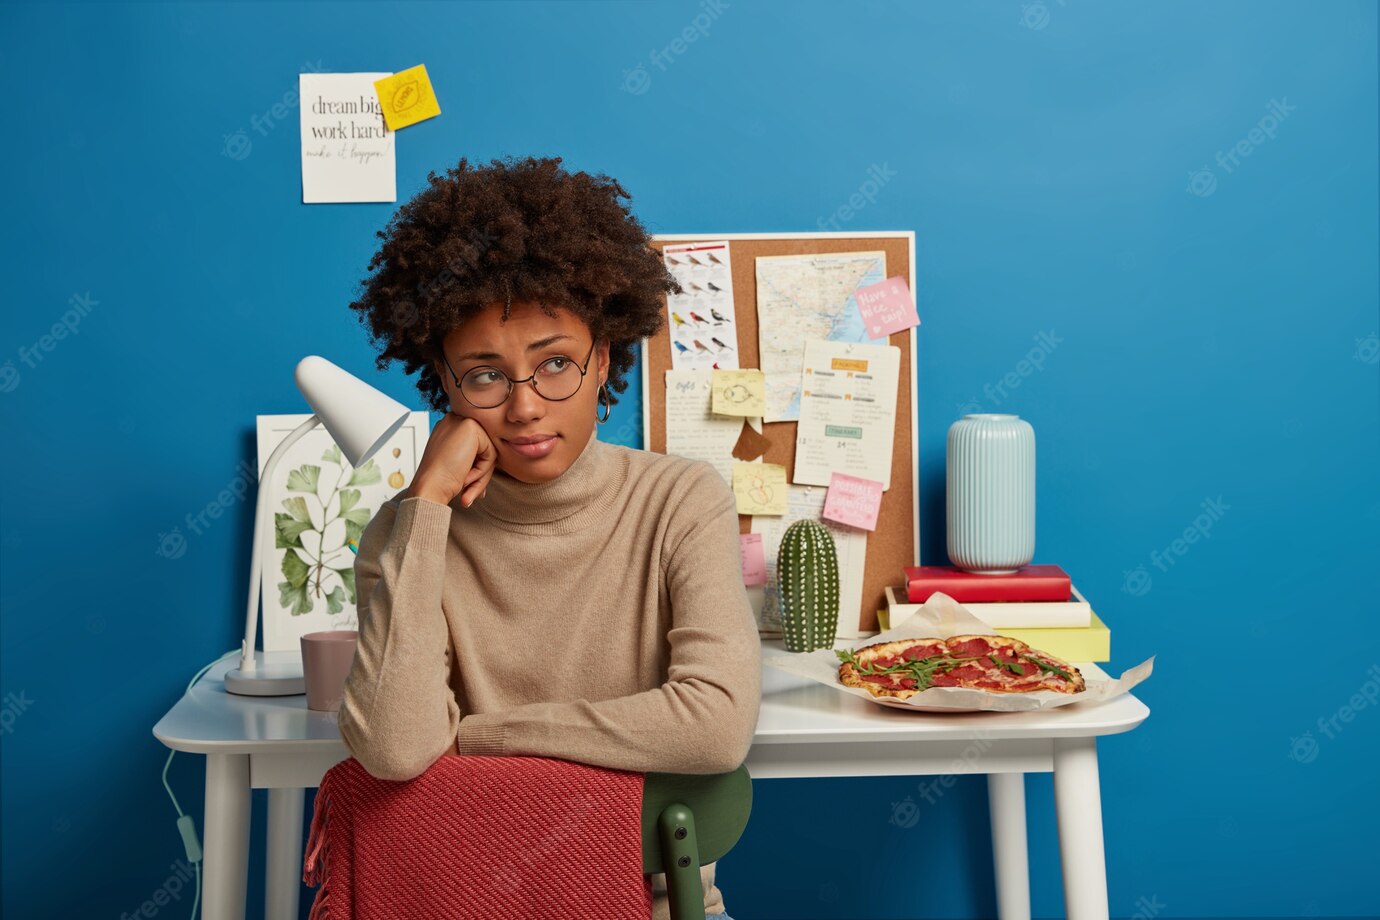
[687,681,760,775]
[336,697,456,783]
[692,721,755,775]
[701,732,753,775]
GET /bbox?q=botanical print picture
[255,411,430,651]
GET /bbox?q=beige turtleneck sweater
[336,425,761,919]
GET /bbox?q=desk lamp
[224,355,411,696]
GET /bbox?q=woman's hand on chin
[408,413,498,508]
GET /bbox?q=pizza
[835,634,1085,700]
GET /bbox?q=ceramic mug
[300,630,359,711]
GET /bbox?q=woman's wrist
[408,482,455,506]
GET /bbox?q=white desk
[153,641,1149,920]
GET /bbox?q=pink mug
[300,630,359,712]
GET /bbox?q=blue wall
[2,1,1376,918]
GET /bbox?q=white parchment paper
[763,592,1154,712]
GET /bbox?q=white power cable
[162,649,239,920]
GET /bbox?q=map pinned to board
[755,251,888,421]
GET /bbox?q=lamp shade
[294,355,412,466]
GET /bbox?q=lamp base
[224,650,306,697]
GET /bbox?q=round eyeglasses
[441,339,597,410]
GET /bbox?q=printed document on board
[792,340,901,489]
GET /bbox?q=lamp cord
[162,648,239,920]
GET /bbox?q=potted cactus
[777,519,841,652]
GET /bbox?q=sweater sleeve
[454,464,762,774]
[336,495,462,781]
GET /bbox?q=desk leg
[203,753,250,920]
[266,787,304,920]
[987,773,1031,920]
[1053,737,1109,920]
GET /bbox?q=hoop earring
[595,383,612,424]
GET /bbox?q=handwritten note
[711,369,766,417]
[822,472,884,531]
[732,462,787,515]
[793,340,901,489]
[854,276,919,338]
[740,533,767,586]
[374,64,441,131]
[299,72,396,203]
[665,370,744,488]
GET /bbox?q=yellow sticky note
[373,65,441,131]
[732,462,787,516]
[711,369,766,417]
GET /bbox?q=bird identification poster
[662,240,739,370]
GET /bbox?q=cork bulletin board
[640,231,919,635]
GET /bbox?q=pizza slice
[836,633,1085,700]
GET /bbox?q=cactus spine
[777,519,840,652]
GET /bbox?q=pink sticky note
[740,533,767,586]
[822,473,884,531]
[854,276,919,339]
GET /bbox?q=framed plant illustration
[254,411,430,652]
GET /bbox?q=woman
[338,155,760,920]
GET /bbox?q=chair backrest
[639,763,753,920]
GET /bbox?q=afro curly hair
[349,155,679,413]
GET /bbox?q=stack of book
[881,564,1110,662]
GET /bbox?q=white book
[885,584,1094,630]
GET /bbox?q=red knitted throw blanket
[303,754,653,919]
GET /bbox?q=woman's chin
[497,452,569,484]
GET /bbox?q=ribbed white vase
[946,414,1035,574]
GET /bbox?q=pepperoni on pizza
[836,634,1085,700]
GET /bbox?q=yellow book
[997,613,1110,662]
[871,610,1110,662]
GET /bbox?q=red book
[903,565,1072,603]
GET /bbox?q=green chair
[641,764,754,920]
